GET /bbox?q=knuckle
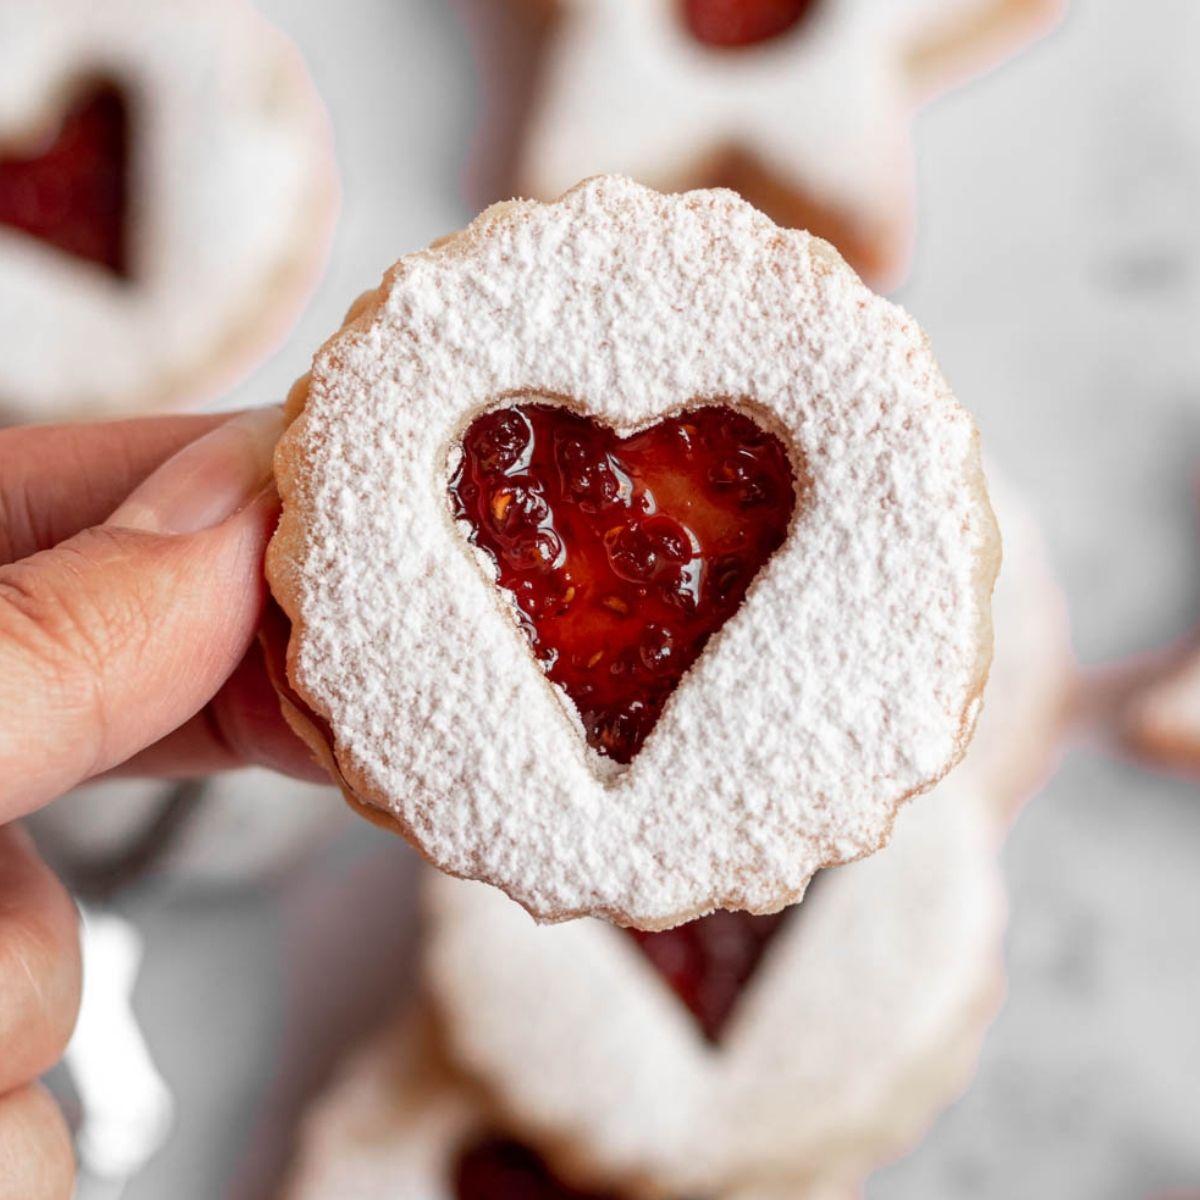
[0,562,108,774]
[0,526,162,710]
[0,526,185,790]
[0,563,74,678]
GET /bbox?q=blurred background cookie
[497,0,1063,288]
[286,1007,828,1200]
[0,0,337,423]
[425,774,1006,1197]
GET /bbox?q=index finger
[0,414,226,566]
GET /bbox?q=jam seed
[491,491,513,523]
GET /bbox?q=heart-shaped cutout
[626,908,794,1043]
[0,82,129,276]
[681,0,820,48]
[450,403,798,764]
[456,1136,621,1200]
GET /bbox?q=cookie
[268,176,999,929]
[286,1007,781,1200]
[969,465,1072,816]
[424,769,1006,1197]
[285,1011,482,1200]
[0,0,337,422]
[513,0,1063,288]
[1123,645,1200,775]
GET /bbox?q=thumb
[0,407,285,821]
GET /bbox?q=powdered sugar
[0,0,336,420]
[425,772,1005,1194]
[270,176,997,927]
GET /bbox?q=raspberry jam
[0,84,129,275]
[626,909,792,1042]
[681,0,818,47]
[456,1136,622,1200]
[451,404,797,764]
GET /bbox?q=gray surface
[84,0,1200,1195]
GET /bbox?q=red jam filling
[456,1136,623,1200]
[626,909,792,1042]
[451,404,797,764]
[681,0,818,47]
[0,84,129,276]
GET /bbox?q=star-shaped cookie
[515,0,1064,286]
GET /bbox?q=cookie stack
[276,180,1071,1199]
[283,470,1067,1200]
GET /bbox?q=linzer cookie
[267,176,999,928]
[286,1006,774,1200]
[425,773,1006,1197]
[0,0,336,421]
[513,0,1063,286]
[285,1012,484,1200]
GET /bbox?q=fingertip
[0,830,82,1093]
[105,407,284,537]
[0,1083,75,1200]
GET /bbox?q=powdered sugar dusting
[271,176,997,926]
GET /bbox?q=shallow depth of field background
[23,1,1200,1196]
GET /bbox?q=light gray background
[72,0,1200,1195]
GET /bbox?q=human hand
[0,407,320,1196]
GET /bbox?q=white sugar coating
[0,0,336,421]
[270,176,998,927]
[425,772,1006,1195]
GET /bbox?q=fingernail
[107,406,286,535]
